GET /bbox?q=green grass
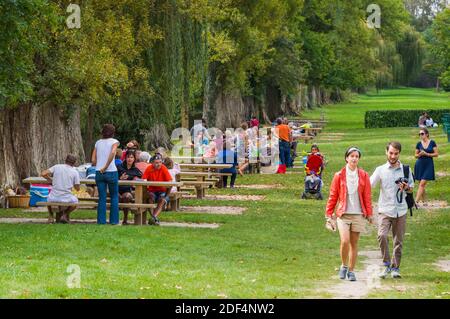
[0,87,449,298]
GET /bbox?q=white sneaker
[378,267,391,279]
[391,268,401,278]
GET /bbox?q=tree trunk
[142,123,172,151]
[0,102,85,187]
[213,88,246,130]
[84,104,97,162]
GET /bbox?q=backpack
[402,165,417,216]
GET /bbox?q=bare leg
[60,206,77,223]
[415,180,427,204]
[153,199,166,218]
[121,192,133,224]
[55,207,63,223]
[47,206,54,223]
[349,231,360,271]
[339,228,350,267]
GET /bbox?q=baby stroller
[301,153,324,200]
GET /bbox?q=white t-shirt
[95,138,119,172]
[345,166,362,214]
[49,164,80,198]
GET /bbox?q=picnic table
[292,134,315,143]
[290,119,328,128]
[179,163,232,171]
[22,177,183,225]
[171,156,215,164]
[178,163,232,198]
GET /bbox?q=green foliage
[0,0,58,108]
[365,109,450,128]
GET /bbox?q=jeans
[222,174,237,188]
[279,140,291,166]
[95,171,119,225]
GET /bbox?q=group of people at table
[37,116,322,225]
[42,125,178,225]
[40,122,257,225]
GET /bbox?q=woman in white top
[91,124,120,225]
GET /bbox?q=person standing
[92,124,120,225]
[325,147,373,281]
[414,128,438,206]
[250,115,260,128]
[370,141,414,279]
[274,118,292,174]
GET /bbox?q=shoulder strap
[402,164,409,179]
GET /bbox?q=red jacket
[325,167,373,218]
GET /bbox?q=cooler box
[29,185,52,207]
[302,156,308,164]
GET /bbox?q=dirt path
[323,250,384,299]
[436,171,450,178]
[178,206,246,215]
[434,259,450,272]
[234,184,283,189]
[184,194,265,201]
[416,200,449,210]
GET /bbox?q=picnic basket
[7,195,31,208]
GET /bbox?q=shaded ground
[178,206,246,215]
[0,218,220,228]
[184,194,265,201]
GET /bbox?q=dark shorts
[148,191,169,204]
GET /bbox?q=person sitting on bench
[142,153,172,226]
[118,150,142,225]
[41,154,81,224]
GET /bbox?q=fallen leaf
[217,293,228,298]
[176,285,182,290]
[100,258,108,263]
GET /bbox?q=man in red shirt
[142,153,172,225]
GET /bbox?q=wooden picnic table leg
[134,185,144,225]
[195,186,203,199]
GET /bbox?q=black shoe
[148,215,160,226]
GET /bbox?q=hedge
[365,109,450,128]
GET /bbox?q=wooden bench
[179,169,232,193]
[292,134,315,143]
[36,201,157,225]
[180,180,215,199]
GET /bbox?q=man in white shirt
[41,155,81,224]
[370,142,414,279]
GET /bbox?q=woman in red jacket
[325,147,373,281]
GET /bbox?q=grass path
[0,88,448,298]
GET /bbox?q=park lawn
[0,88,449,298]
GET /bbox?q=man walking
[370,142,414,279]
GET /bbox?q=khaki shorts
[337,214,366,233]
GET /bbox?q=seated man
[216,144,238,188]
[41,154,81,224]
[142,154,172,225]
